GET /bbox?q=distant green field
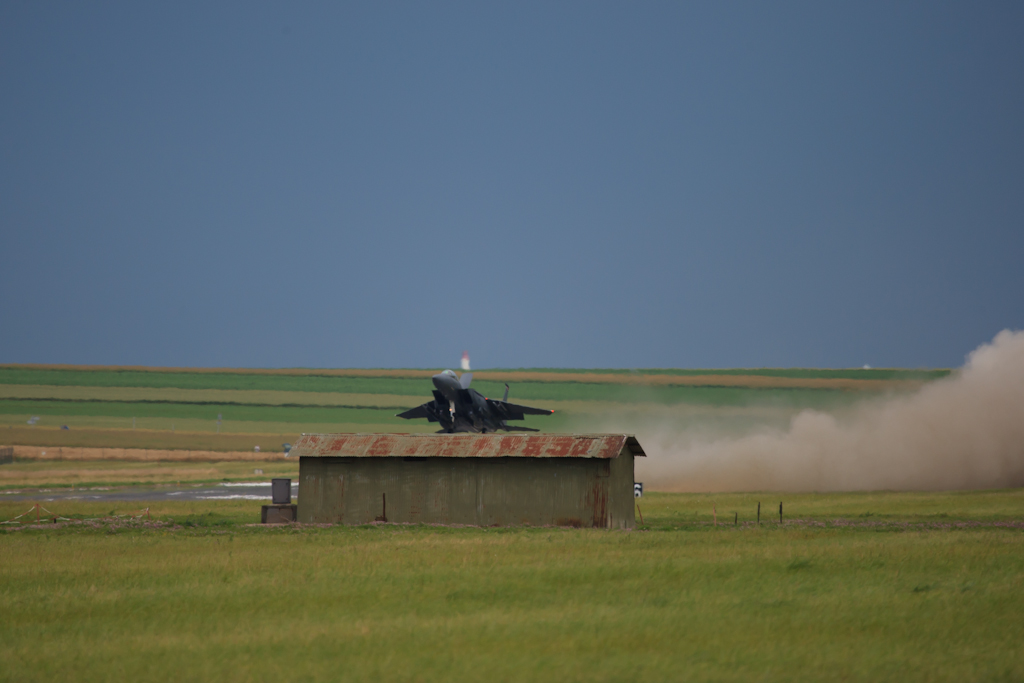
[0,381,872,406]
[0,366,948,393]
[0,368,438,395]
[492,367,950,380]
[0,365,945,451]
[1,368,783,403]
[0,398,400,424]
[0,490,1020,683]
[452,380,876,406]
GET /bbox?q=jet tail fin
[459,372,473,389]
[503,383,509,402]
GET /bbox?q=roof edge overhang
[623,435,646,457]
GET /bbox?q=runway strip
[0,481,298,503]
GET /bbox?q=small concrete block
[261,504,297,524]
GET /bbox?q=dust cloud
[635,330,1024,492]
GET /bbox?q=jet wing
[486,399,554,420]
[396,403,432,420]
[397,391,451,423]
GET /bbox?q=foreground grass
[636,489,1024,525]
[0,497,264,525]
[4,490,1022,526]
[1,492,1022,682]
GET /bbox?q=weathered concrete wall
[298,453,635,528]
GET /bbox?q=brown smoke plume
[636,330,1024,492]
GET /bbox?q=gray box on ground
[271,478,291,504]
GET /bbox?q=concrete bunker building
[292,433,645,528]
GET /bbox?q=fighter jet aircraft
[396,369,554,433]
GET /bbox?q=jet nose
[431,374,446,390]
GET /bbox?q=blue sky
[2,2,1022,369]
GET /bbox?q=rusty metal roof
[290,433,645,459]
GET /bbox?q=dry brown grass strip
[0,464,227,485]
[0,363,437,379]
[7,445,280,462]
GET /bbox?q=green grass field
[1,490,1021,683]
[0,366,1013,681]
[0,366,951,387]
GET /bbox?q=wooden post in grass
[734,512,738,526]
[636,503,644,526]
[757,502,760,524]
[779,502,783,524]
[35,503,39,523]
[713,504,717,527]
